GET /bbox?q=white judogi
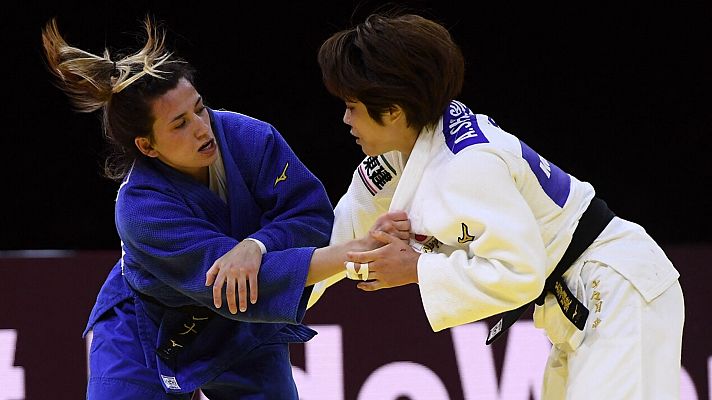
[310,100,684,399]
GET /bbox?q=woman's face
[135,78,217,183]
[342,100,416,157]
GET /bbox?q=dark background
[3,1,711,251]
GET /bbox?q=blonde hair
[41,16,196,180]
[41,16,175,112]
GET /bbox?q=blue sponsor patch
[443,101,489,154]
[520,140,570,207]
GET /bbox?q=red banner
[0,245,708,399]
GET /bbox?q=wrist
[243,238,266,254]
[410,251,421,284]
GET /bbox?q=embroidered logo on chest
[358,155,397,195]
[457,222,475,243]
[274,162,289,187]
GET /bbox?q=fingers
[389,217,410,229]
[374,211,410,232]
[212,272,225,309]
[346,248,378,264]
[210,271,257,314]
[215,275,248,314]
[206,263,223,308]
[226,275,237,314]
[345,261,372,280]
[248,273,258,305]
[384,210,408,221]
[357,280,382,291]
[237,275,247,313]
[207,241,263,313]
[369,230,399,244]
[376,219,409,232]
[228,273,251,314]
[205,264,219,286]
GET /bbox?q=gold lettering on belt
[554,281,572,312]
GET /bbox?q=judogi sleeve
[307,153,400,308]
[417,150,548,331]
[118,184,319,325]
[232,123,334,252]
[306,190,354,308]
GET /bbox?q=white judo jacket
[309,100,679,333]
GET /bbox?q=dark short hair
[318,13,464,132]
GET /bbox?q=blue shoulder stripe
[443,100,489,154]
[520,140,571,207]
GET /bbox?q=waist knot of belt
[486,197,615,345]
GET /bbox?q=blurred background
[1,1,710,399]
[3,0,710,250]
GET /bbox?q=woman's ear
[135,137,157,157]
[385,105,405,125]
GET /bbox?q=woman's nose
[342,109,350,125]
[195,116,210,137]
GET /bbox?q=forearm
[306,240,362,286]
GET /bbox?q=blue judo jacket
[84,109,334,393]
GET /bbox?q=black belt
[485,197,615,345]
[136,292,216,361]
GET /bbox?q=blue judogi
[84,109,334,398]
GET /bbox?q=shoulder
[117,158,176,191]
[435,108,517,176]
[441,101,513,155]
[115,161,180,222]
[209,109,283,156]
[210,109,276,138]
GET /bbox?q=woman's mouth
[199,139,215,152]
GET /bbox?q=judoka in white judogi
[310,100,684,399]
